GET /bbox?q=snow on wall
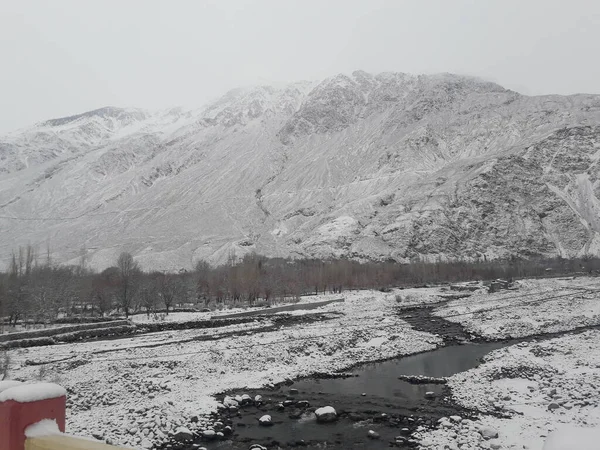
[25,419,61,438]
[0,382,66,403]
[0,379,23,393]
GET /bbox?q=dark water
[202,341,509,449]
[293,341,507,401]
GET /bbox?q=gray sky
[1,0,599,133]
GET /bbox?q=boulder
[173,426,193,441]
[202,429,216,440]
[223,396,239,407]
[479,427,499,439]
[367,430,380,439]
[315,406,337,423]
[258,415,273,426]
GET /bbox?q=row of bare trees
[1,245,599,325]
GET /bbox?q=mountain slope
[1,71,600,270]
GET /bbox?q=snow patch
[543,426,600,450]
[25,419,61,438]
[0,380,23,393]
[0,383,66,403]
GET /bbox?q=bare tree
[116,252,140,318]
[157,273,185,314]
[140,275,159,318]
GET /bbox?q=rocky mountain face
[1,71,600,270]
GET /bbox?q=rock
[425,391,436,399]
[223,425,233,435]
[141,438,153,449]
[249,445,267,450]
[174,426,193,441]
[315,406,337,423]
[450,415,462,422]
[128,427,139,435]
[548,402,560,410]
[254,395,263,403]
[241,394,252,405]
[490,443,501,450]
[223,396,239,407]
[92,431,104,440]
[202,429,216,440]
[216,402,227,411]
[258,415,273,426]
[479,428,499,439]
[361,393,366,396]
[367,430,380,439]
[234,395,244,403]
[289,388,299,395]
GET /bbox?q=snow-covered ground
[129,294,343,324]
[417,330,600,450]
[433,277,600,339]
[5,290,440,448]
[5,279,600,449]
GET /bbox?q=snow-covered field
[433,277,600,339]
[4,278,600,449]
[417,330,600,450]
[5,290,440,448]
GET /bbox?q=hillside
[1,71,600,270]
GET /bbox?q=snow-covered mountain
[2,71,600,270]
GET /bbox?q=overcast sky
[1,0,599,133]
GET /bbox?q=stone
[289,388,299,395]
[450,415,462,422]
[173,426,193,441]
[249,445,267,450]
[254,395,263,403]
[479,428,499,439]
[258,415,273,426]
[367,430,380,439]
[241,394,252,405]
[548,402,560,410]
[425,391,436,399]
[223,396,239,407]
[202,429,216,440]
[315,406,337,423]
[141,438,153,449]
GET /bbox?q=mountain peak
[41,106,149,128]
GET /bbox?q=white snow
[0,383,67,403]
[0,379,23,393]
[433,277,600,339]
[543,426,600,450]
[5,289,439,448]
[25,419,61,438]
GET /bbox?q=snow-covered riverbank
[433,277,600,339]
[417,330,600,450]
[4,278,600,449]
[5,290,440,448]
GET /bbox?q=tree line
[1,245,599,325]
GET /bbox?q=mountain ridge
[1,71,600,271]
